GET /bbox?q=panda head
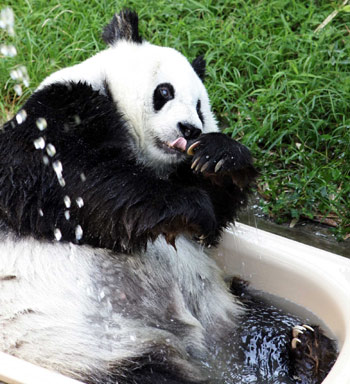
[40,11,219,170]
[100,11,219,170]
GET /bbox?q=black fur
[102,10,142,45]
[187,132,257,189]
[191,55,206,81]
[0,81,256,253]
[153,82,175,111]
[196,100,204,125]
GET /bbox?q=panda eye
[160,87,170,99]
[153,83,175,111]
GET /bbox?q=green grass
[1,0,350,239]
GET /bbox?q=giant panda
[0,10,336,384]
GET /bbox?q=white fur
[39,40,218,170]
[0,234,240,380]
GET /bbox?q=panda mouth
[156,137,187,155]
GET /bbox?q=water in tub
[199,278,338,384]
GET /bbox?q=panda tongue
[169,137,187,152]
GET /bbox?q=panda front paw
[187,132,257,188]
[153,187,218,247]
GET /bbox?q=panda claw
[195,161,203,173]
[291,337,302,349]
[200,161,210,173]
[292,328,304,338]
[293,325,307,333]
[302,324,315,332]
[187,141,200,156]
[214,159,225,173]
[191,157,200,170]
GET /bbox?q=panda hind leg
[290,324,337,384]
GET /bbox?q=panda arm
[0,82,217,252]
[172,132,257,236]
[66,160,218,251]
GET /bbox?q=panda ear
[191,55,206,82]
[102,10,142,45]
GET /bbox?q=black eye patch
[196,100,204,125]
[153,83,175,111]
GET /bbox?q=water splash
[54,228,62,241]
[1,8,30,97]
[1,44,17,57]
[10,66,29,86]
[13,83,22,96]
[0,7,15,36]
[75,225,83,240]
[33,137,45,150]
[42,155,49,165]
[64,195,71,208]
[76,197,84,208]
[46,143,56,157]
[15,109,27,124]
[36,117,47,131]
[52,160,65,187]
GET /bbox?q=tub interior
[215,223,350,384]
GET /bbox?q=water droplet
[75,225,83,240]
[53,160,65,186]
[58,177,66,187]
[99,289,105,300]
[64,210,70,220]
[46,143,56,157]
[38,209,44,216]
[34,137,45,150]
[13,84,22,96]
[15,109,27,124]
[42,155,49,165]
[80,173,86,182]
[36,117,47,131]
[64,195,71,208]
[52,160,63,176]
[0,44,16,57]
[18,66,29,84]
[74,115,81,125]
[0,7,15,36]
[76,197,84,208]
[10,69,20,80]
[54,228,62,241]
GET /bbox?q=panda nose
[178,123,202,140]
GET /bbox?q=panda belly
[0,232,240,382]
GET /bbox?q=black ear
[191,55,206,81]
[102,10,142,45]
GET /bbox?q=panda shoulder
[28,81,113,116]
[7,81,132,150]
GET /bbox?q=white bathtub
[216,223,350,384]
[0,223,349,384]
